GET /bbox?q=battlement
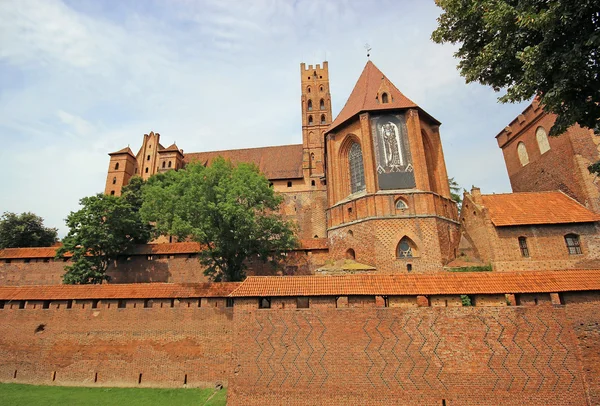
[300,61,329,79]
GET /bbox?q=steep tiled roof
[184,144,303,180]
[108,147,136,157]
[481,191,600,226]
[160,143,182,153]
[328,61,437,132]
[0,282,240,300]
[229,270,600,297]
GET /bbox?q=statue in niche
[381,122,403,168]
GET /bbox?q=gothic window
[147,155,150,161]
[168,161,172,168]
[518,236,529,257]
[395,199,408,210]
[397,237,415,258]
[110,190,115,196]
[536,126,550,154]
[114,162,119,170]
[320,114,326,125]
[307,100,313,111]
[320,99,325,110]
[517,142,529,166]
[307,86,311,93]
[112,177,116,185]
[145,167,149,173]
[381,92,389,103]
[162,161,166,168]
[308,115,313,125]
[346,248,356,260]
[565,234,582,255]
[348,142,366,194]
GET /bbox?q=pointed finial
[364,43,372,59]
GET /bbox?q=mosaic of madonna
[370,113,416,189]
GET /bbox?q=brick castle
[1,60,600,405]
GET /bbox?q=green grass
[0,383,227,406]
[447,264,493,272]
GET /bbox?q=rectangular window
[565,234,582,255]
[118,300,126,309]
[259,297,271,309]
[42,301,50,309]
[226,298,234,308]
[92,300,99,309]
[296,297,309,309]
[518,237,529,257]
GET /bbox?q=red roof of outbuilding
[0,282,240,300]
[328,61,437,132]
[108,146,136,157]
[229,270,600,297]
[184,144,304,180]
[480,191,600,226]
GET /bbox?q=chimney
[470,187,482,204]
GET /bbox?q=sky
[0,0,529,236]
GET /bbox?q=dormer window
[381,92,389,104]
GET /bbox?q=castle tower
[324,61,459,273]
[104,147,136,196]
[300,62,332,184]
[137,131,161,181]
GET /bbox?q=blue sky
[0,0,528,236]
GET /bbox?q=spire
[328,61,437,133]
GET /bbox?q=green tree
[0,212,58,248]
[56,191,151,284]
[432,0,600,136]
[141,158,298,282]
[448,177,463,207]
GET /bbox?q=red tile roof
[0,247,68,259]
[229,270,600,297]
[328,61,437,133]
[129,242,201,255]
[0,282,240,300]
[481,191,600,226]
[184,144,303,180]
[298,238,328,250]
[109,146,136,157]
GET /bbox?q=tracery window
[397,237,414,258]
[536,126,550,154]
[348,142,366,194]
[518,236,529,257]
[395,199,408,210]
[565,234,582,255]
[517,142,529,166]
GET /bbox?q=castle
[1,60,600,405]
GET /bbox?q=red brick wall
[229,302,589,405]
[0,302,233,388]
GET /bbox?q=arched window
[319,85,323,92]
[147,155,150,161]
[395,199,408,210]
[310,152,315,161]
[162,161,166,168]
[320,99,325,110]
[110,190,115,196]
[381,92,389,103]
[565,234,582,255]
[320,114,326,125]
[345,248,356,260]
[112,177,116,185]
[168,161,172,168]
[145,167,149,174]
[518,236,529,257]
[348,142,366,194]
[536,126,550,154]
[307,100,313,111]
[114,162,119,170]
[397,237,415,258]
[517,142,529,166]
[308,115,313,125]
[307,86,311,93]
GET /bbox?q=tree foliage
[57,184,151,284]
[432,0,600,136]
[448,177,463,207]
[140,158,298,282]
[0,212,58,248]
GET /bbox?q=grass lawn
[0,383,227,406]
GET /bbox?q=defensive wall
[0,271,599,405]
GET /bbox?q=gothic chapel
[105,61,460,273]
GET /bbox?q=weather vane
[365,43,372,59]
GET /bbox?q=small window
[320,114,326,125]
[565,234,582,255]
[0,300,5,309]
[149,144,151,149]
[144,299,152,308]
[162,161,166,168]
[145,167,149,173]
[307,86,311,93]
[226,298,234,308]
[518,237,529,257]
[407,264,413,272]
[147,255,153,261]
[118,300,126,309]
[5,259,10,264]
[536,126,551,154]
[112,177,117,185]
[259,297,271,309]
[383,296,389,307]
[308,115,313,125]
[319,99,325,110]
[19,301,25,309]
[311,180,316,186]
[147,155,150,161]
[345,248,356,260]
[42,301,50,309]
[397,237,415,258]
[92,300,99,309]
[381,92,389,103]
[319,85,323,92]
[168,161,172,168]
[307,100,313,111]
[395,199,408,210]
[297,297,309,309]
[517,142,529,166]
[66,300,73,309]
[287,181,292,188]
[114,162,119,170]
[110,190,115,196]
